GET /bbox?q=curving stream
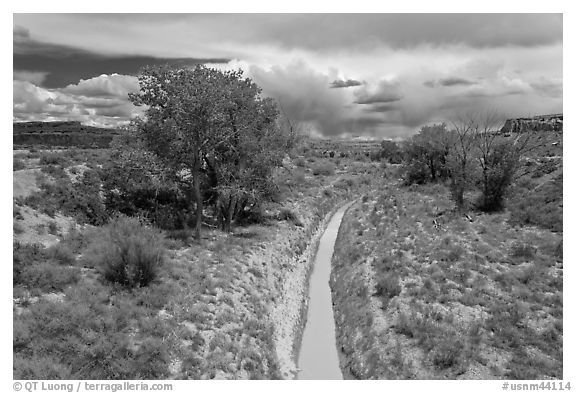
[297,201,355,380]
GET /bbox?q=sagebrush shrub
[13,242,44,286]
[85,216,165,288]
[20,262,80,293]
[374,274,401,300]
[25,170,108,225]
[312,162,335,176]
[13,159,26,171]
[13,222,24,235]
[47,221,59,235]
[277,208,303,227]
[39,152,67,166]
[45,242,76,265]
[293,157,307,167]
[510,241,535,259]
[508,174,562,232]
[430,338,465,370]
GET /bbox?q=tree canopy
[122,64,290,239]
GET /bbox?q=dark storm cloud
[354,80,403,105]
[13,25,30,40]
[13,25,230,88]
[329,79,363,88]
[210,14,562,51]
[247,61,391,137]
[248,61,351,136]
[362,104,398,113]
[16,14,562,58]
[425,77,478,87]
[440,77,477,87]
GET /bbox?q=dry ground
[331,177,562,379]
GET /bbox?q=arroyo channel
[296,201,355,380]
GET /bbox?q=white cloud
[13,74,144,128]
[13,70,49,85]
[61,73,140,98]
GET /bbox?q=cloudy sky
[13,13,563,139]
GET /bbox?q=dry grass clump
[84,216,166,288]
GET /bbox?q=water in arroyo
[297,201,354,380]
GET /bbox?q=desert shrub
[334,177,356,190]
[59,225,90,254]
[85,216,166,288]
[13,355,73,379]
[14,240,80,291]
[41,164,68,179]
[277,208,303,227]
[103,164,190,231]
[25,170,108,226]
[476,141,520,212]
[430,337,466,370]
[446,244,465,262]
[293,157,307,167]
[19,262,80,293]
[13,242,45,286]
[235,203,269,226]
[554,240,563,259]
[531,159,558,178]
[312,161,335,176]
[322,187,334,198]
[393,311,417,338]
[45,242,76,265]
[13,222,24,235]
[13,296,141,379]
[508,174,562,232]
[13,159,26,171]
[47,221,58,235]
[35,224,47,235]
[380,140,403,164]
[374,274,401,302]
[129,338,171,379]
[14,203,23,220]
[369,150,381,161]
[509,242,535,259]
[166,228,192,245]
[403,160,431,185]
[39,152,67,166]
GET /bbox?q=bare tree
[445,109,548,212]
[448,112,479,209]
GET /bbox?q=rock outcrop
[501,114,563,133]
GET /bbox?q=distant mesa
[13,121,120,149]
[500,114,563,134]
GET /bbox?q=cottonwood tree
[129,65,233,239]
[403,123,451,184]
[207,75,286,231]
[103,121,189,229]
[128,64,287,238]
[447,113,480,209]
[379,140,403,164]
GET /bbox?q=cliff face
[13,121,119,148]
[501,114,563,133]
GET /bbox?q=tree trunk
[225,196,235,232]
[193,158,202,241]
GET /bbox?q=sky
[12,13,563,139]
